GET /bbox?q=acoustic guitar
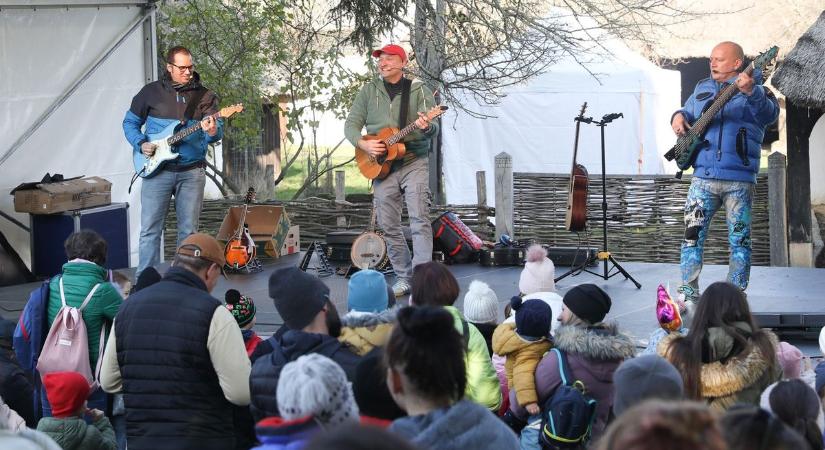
[565,102,589,232]
[356,105,448,180]
[224,187,257,270]
[663,46,778,178]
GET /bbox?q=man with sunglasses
[123,46,223,276]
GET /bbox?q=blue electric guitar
[133,104,243,178]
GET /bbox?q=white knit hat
[519,245,555,295]
[276,354,359,427]
[463,280,499,324]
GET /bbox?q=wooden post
[494,152,514,239]
[476,170,488,240]
[786,101,820,266]
[335,170,346,228]
[767,152,789,267]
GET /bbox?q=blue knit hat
[347,269,389,313]
[511,296,552,339]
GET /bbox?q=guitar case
[431,212,483,264]
[479,247,526,267]
[544,245,598,267]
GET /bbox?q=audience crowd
[2,235,825,450]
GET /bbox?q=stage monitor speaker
[544,246,598,267]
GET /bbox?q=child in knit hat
[225,289,261,357]
[519,245,555,296]
[492,297,553,416]
[339,269,396,356]
[462,280,499,356]
[36,371,116,450]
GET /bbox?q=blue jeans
[519,414,542,450]
[680,177,754,292]
[138,166,205,274]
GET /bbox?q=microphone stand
[555,112,641,289]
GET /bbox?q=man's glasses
[169,63,195,72]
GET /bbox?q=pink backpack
[36,278,105,388]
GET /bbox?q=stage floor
[2,254,823,355]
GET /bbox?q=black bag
[479,247,526,267]
[431,211,483,264]
[539,348,598,449]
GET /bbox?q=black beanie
[562,284,611,324]
[353,348,406,420]
[269,266,329,330]
[511,296,552,339]
[134,267,161,293]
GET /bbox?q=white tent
[0,1,157,268]
[442,34,682,206]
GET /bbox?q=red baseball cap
[371,44,407,61]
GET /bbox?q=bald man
[671,41,779,302]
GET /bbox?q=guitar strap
[183,88,208,123]
[398,77,413,131]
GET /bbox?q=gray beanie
[276,354,359,427]
[269,266,329,330]
[612,354,684,416]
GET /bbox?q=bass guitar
[224,187,257,270]
[565,102,589,232]
[133,104,244,178]
[664,46,778,177]
[356,105,448,180]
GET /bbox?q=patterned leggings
[680,177,754,292]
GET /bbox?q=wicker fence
[512,173,770,266]
[165,173,770,266]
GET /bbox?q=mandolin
[356,105,448,180]
[224,187,257,270]
[565,102,589,232]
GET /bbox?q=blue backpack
[13,277,54,419]
[539,348,598,449]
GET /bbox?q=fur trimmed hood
[553,322,636,361]
[340,309,396,328]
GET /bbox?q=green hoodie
[48,261,123,369]
[344,76,440,160]
[37,416,116,450]
[444,305,503,411]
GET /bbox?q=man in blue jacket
[122,46,223,275]
[671,41,779,302]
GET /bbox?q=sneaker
[392,279,411,297]
[676,284,699,304]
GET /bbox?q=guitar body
[224,227,257,270]
[351,231,388,269]
[565,163,589,232]
[356,127,407,180]
[133,121,183,178]
[664,132,706,171]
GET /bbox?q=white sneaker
[392,279,411,297]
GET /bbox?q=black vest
[115,268,233,450]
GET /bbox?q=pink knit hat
[776,341,803,379]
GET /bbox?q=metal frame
[0,0,152,8]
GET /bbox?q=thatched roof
[772,11,825,109]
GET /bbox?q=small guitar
[664,46,778,178]
[224,187,257,270]
[351,207,388,270]
[565,102,589,232]
[133,104,244,178]
[356,105,448,180]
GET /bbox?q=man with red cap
[36,371,116,450]
[344,44,440,297]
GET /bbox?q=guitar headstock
[219,104,244,120]
[244,187,256,204]
[752,46,779,77]
[424,105,449,121]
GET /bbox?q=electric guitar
[133,104,244,178]
[356,105,448,180]
[224,187,257,270]
[565,102,589,232]
[664,46,778,177]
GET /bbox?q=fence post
[476,170,488,240]
[335,170,346,228]
[494,152,514,239]
[768,152,789,266]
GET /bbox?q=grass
[273,146,371,200]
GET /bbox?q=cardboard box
[280,225,300,256]
[217,205,291,258]
[12,177,112,214]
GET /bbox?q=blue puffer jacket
[122,71,223,166]
[675,71,778,183]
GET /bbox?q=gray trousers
[373,157,433,280]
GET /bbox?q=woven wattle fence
[512,173,770,266]
[165,173,769,266]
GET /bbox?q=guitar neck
[691,64,755,135]
[385,120,426,146]
[168,111,220,146]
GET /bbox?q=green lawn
[274,148,371,200]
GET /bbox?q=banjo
[351,207,388,270]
